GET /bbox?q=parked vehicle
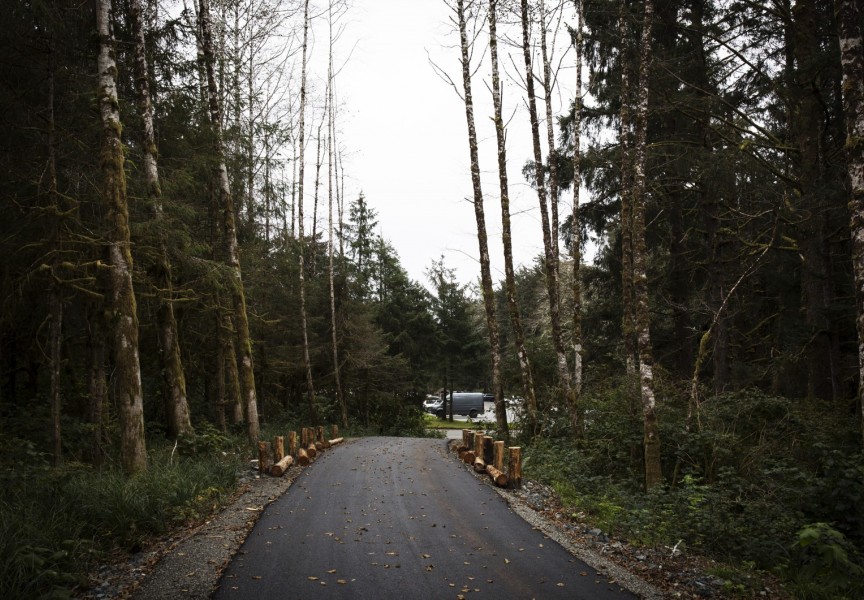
[428,392,484,420]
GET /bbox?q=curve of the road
[213,437,638,600]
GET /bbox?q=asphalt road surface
[213,437,637,600]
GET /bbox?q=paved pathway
[212,437,637,600]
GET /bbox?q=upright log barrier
[258,441,273,473]
[251,424,344,476]
[450,429,519,490]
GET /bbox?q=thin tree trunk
[297,0,319,424]
[519,0,574,424]
[618,0,640,443]
[96,0,147,474]
[835,0,864,446]
[571,0,585,436]
[130,0,193,439]
[455,0,508,442]
[199,0,259,444]
[539,0,561,266]
[489,0,538,437]
[631,0,661,490]
[327,2,347,429]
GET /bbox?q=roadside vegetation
[517,383,864,600]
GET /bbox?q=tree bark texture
[570,0,585,438]
[489,0,538,437]
[96,0,148,474]
[519,0,574,426]
[199,0,259,444]
[456,0,508,441]
[835,0,864,446]
[297,0,319,424]
[631,0,662,491]
[130,0,193,439]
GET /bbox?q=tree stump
[493,440,504,471]
[483,435,493,464]
[289,431,298,457]
[508,446,522,489]
[274,436,285,462]
[258,441,273,473]
[297,447,310,466]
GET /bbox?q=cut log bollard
[508,446,522,489]
[331,424,339,439]
[306,443,317,459]
[473,456,486,473]
[300,428,308,449]
[258,441,273,473]
[474,432,484,461]
[462,429,470,448]
[493,440,504,471]
[270,454,294,476]
[317,426,325,444]
[274,436,285,462]
[289,431,298,457]
[328,437,344,445]
[462,449,476,464]
[296,447,310,466]
[483,436,493,465]
[315,441,325,452]
[486,464,508,487]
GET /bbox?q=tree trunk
[297,0,319,424]
[455,0,508,442]
[835,0,864,446]
[199,0,259,445]
[792,0,843,402]
[519,0,574,426]
[96,0,147,474]
[489,0,538,437]
[570,0,585,437]
[540,0,561,265]
[631,0,662,491]
[617,0,638,386]
[130,0,193,439]
[327,2,347,429]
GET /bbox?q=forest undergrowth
[518,379,864,600]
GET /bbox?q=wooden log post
[289,431,298,457]
[274,436,285,462]
[474,431,484,460]
[463,432,476,463]
[315,440,325,452]
[307,442,317,459]
[271,454,294,476]
[462,429,470,449]
[300,427,308,449]
[258,441,273,473]
[486,464,508,487]
[493,440,504,471]
[483,435,493,465]
[297,447,310,466]
[508,446,522,489]
[316,425,325,443]
[331,424,339,439]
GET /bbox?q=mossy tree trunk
[96,0,147,474]
[129,0,193,439]
[199,0,259,445]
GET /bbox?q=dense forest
[2,0,864,598]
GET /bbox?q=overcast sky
[326,0,582,291]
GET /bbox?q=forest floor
[76,438,789,599]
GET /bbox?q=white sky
[326,0,583,290]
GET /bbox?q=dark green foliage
[522,382,864,591]
[0,440,241,599]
